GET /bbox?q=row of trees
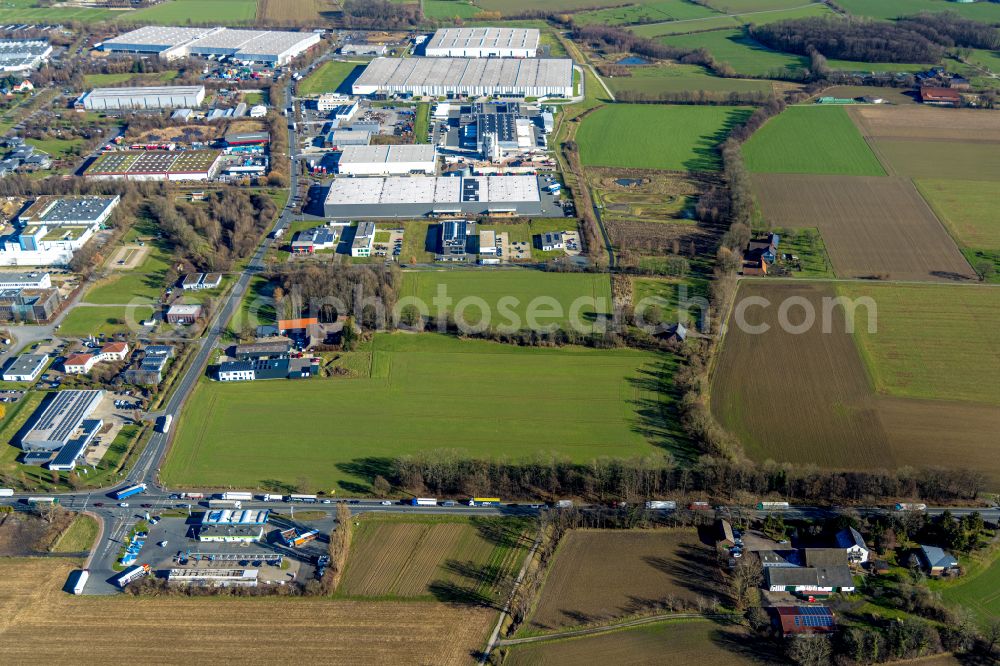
[273,263,400,330]
[341,0,422,29]
[750,17,944,64]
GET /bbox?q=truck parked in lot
[410,498,437,506]
[645,500,676,510]
[114,564,150,588]
[281,527,319,548]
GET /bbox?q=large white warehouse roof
[102,26,320,65]
[426,27,539,57]
[338,144,437,165]
[352,57,573,97]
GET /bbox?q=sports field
[916,179,1000,252]
[0,559,495,666]
[126,0,257,24]
[298,61,363,96]
[742,106,885,175]
[163,334,676,491]
[525,529,717,633]
[505,618,775,665]
[84,246,170,305]
[711,282,1000,484]
[751,174,972,281]
[399,270,612,330]
[602,63,774,96]
[57,305,155,338]
[658,29,807,77]
[576,104,750,172]
[339,515,530,601]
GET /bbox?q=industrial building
[168,568,259,588]
[85,150,223,181]
[2,353,48,382]
[337,144,437,176]
[202,509,269,525]
[76,85,206,111]
[20,389,104,452]
[197,524,265,542]
[0,271,50,289]
[291,226,337,254]
[425,27,539,58]
[217,356,319,381]
[352,57,574,98]
[324,129,371,148]
[0,288,59,322]
[316,94,354,113]
[0,196,120,266]
[166,303,203,324]
[101,26,321,66]
[351,221,375,257]
[438,219,473,261]
[324,175,557,218]
[0,39,52,73]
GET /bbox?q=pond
[615,178,644,187]
[616,56,651,65]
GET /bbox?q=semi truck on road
[114,484,147,501]
[895,503,927,511]
[0,488,13,497]
[220,492,253,501]
[645,500,676,510]
[410,498,437,506]
[261,494,285,502]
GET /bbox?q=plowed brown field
[752,174,973,281]
[0,559,495,666]
[525,529,719,633]
[848,106,1000,142]
[711,282,1000,485]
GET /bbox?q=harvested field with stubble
[503,618,776,666]
[0,559,495,666]
[752,174,973,281]
[847,105,1000,143]
[524,529,719,633]
[872,140,1000,181]
[339,515,531,601]
[711,282,1000,485]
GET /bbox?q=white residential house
[97,341,130,362]
[63,353,98,374]
[836,527,870,564]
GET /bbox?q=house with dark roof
[716,519,735,548]
[742,233,779,275]
[835,527,870,564]
[771,606,836,636]
[917,545,959,575]
[803,548,849,569]
[766,565,855,594]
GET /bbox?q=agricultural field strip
[751,174,974,281]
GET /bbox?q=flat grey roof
[0,271,48,283]
[85,85,205,99]
[21,390,104,449]
[104,26,318,59]
[339,144,437,165]
[103,26,211,49]
[427,27,539,52]
[326,175,540,206]
[353,57,573,91]
[4,353,47,377]
[22,196,119,224]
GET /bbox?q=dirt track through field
[752,174,974,281]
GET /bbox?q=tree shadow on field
[626,363,701,464]
[683,108,752,173]
[443,558,511,591]
[335,457,394,493]
[428,579,497,608]
[643,542,722,600]
[260,479,297,494]
[471,517,534,549]
[710,624,786,663]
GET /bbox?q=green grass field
[575,0,719,26]
[916,179,1000,252]
[125,0,257,24]
[658,29,807,76]
[966,48,1000,75]
[84,246,170,305]
[0,0,111,23]
[704,0,819,11]
[603,63,773,96]
[632,276,709,327]
[400,270,612,330]
[162,334,676,492]
[742,106,885,175]
[52,514,99,553]
[835,0,1000,22]
[940,549,1000,628]
[422,0,482,19]
[838,283,1000,405]
[25,137,83,161]
[298,61,363,96]
[576,104,750,172]
[57,305,155,338]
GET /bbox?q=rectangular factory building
[325,175,557,218]
[20,389,104,452]
[337,144,437,176]
[84,150,223,181]
[352,57,573,99]
[0,39,52,73]
[102,26,320,66]
[426,28,539,58]
[77,85,206,111]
